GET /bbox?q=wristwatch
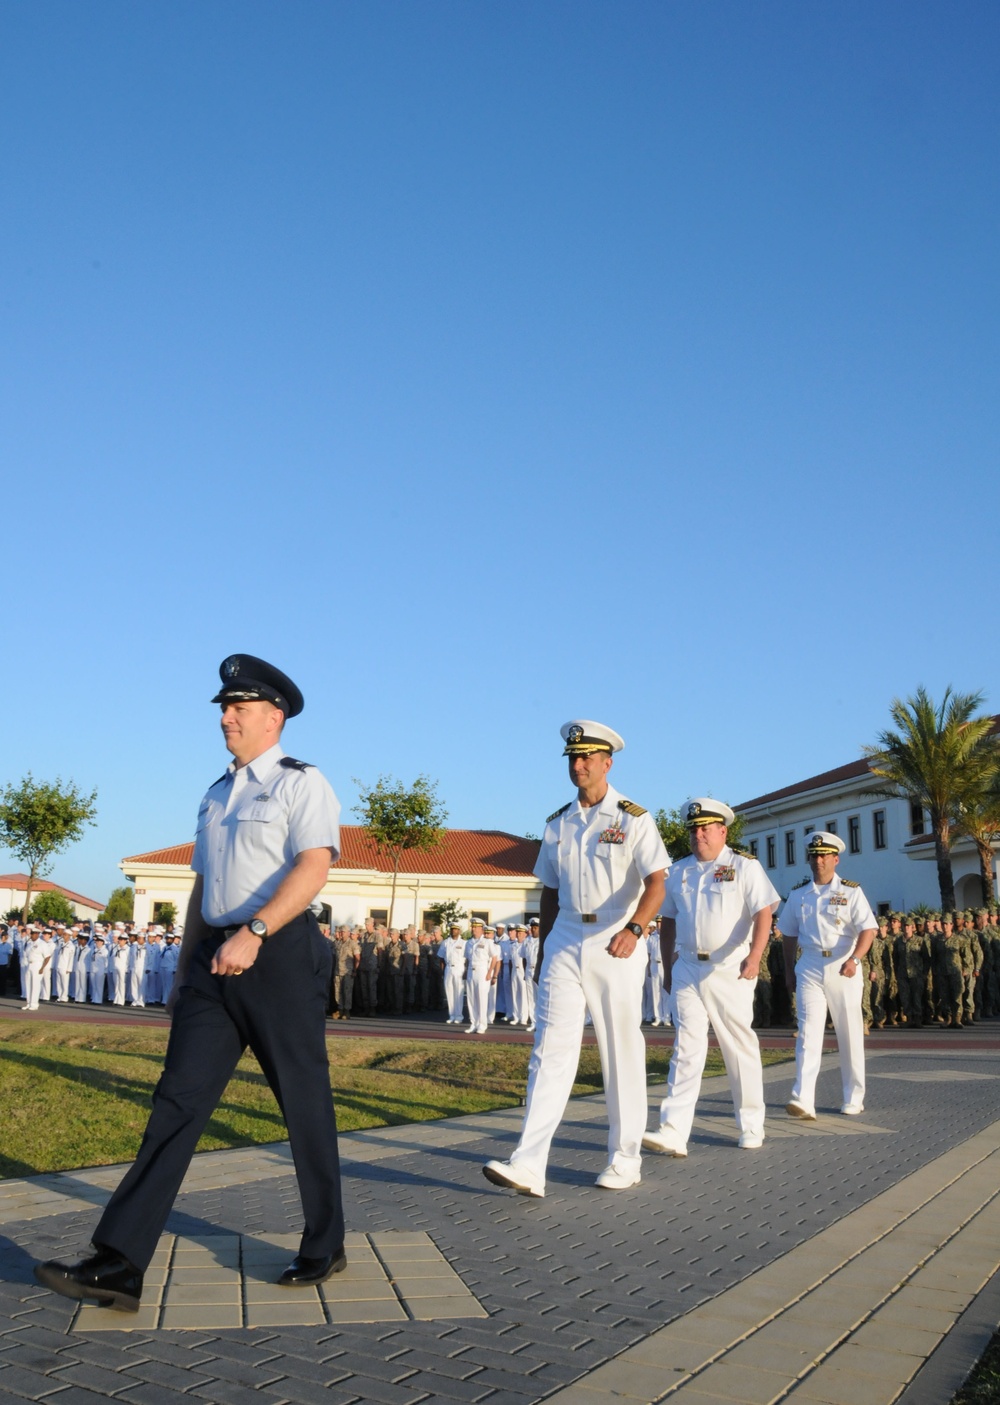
[249,919,269,941]
[625,922,644,938]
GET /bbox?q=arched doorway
[957,874,986,910]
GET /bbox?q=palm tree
[863,687,999,911]
[954,774,1000,905]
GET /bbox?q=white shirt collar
[228,742,284,785]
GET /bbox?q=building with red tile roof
[0,874,104,921]
[121,827,543,930]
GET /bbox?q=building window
[877,901,891,917]
[910,801,926,837]
[470,910,490,926]
[848,816,861,854]
[873,810,887,850]
[826,820,838,835]
[749,839,759,859]
[785,831,796,866]
[766,835,776,868]
[369,908,388,927]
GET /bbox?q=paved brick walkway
[1,1039,998,1404]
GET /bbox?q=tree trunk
[21,864,38,924]
[975,839,996,906]
[388,856,400,930]
[933,817,955,911]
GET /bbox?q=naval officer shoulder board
[791,877,810,890]
[617,799,646,817]
[546,802,571,823]
[840,879,860,888]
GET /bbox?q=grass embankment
[0,1020,790,1178]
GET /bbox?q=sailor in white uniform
[779,832,877,1118]
[644,799,780,1158]
[484,721,668,1196]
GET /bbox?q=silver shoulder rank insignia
[841,879,860,888]
[618,799,647,817]
[546,802,572,823]
[279,757,312,772]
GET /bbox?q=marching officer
[780,832,877,1118]
[644,799,779,1158]
[36,654,346,1310]
[484,720,668,1196]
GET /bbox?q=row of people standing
[0,922,182,1010]
[326,916,542,1028]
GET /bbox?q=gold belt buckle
[697,952,710,962]
[581,914,597,924]
[821,949,833,957]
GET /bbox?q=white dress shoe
[738,1131,765,1150]
[595,1162,641,1190]
[482,1159,545,1197]
[785,1100,817,1120]
[840,1103,864,1116]
[641,1125,688,1158]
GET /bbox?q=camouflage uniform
[333,931,360,1019]
[752,938,773,1028]
[894,918,929,1027]
[933,919,966,1027]
[385,932,405,1015]
[402,932,420,1012]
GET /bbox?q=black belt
[697,952,711,962]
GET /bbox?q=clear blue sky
[3,1,998,905]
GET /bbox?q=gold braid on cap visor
[563,742,613,756]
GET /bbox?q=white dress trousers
[792,956,865,1112]
[663,955,764,1139]
[509,917,648,1182]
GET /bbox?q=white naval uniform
[39,937,55,1000]
[465,935,499,1032]
[22,937,49,1009]
[509,938,529,1025]
[90,946,109,1002]
[507,784,669,1186]
[498,935,513,1018]
[438,937,467,1022]
[54,938,74,1001]
[779,874,877,1114]
[658,846,780,1144]
[129,943,147,1006]
[159,941,180,1001]
[73,943,91,1002]
[523,935,538,1025]
[111,942,129,1004]
[144,941,163,1004]
[643,932,665,1025]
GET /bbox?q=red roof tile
[122,828,541,879]
[0,874,104,910]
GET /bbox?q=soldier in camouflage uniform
[961,913,982,1024]
[332,927,360,1020]
[752,932,773,1028]
[768,920,794,1027]
[933,914,966,1027]
[894,914,929,1027]
[866,918,891,1029]
[357,923,380,1016]
[416,932,433,1011]
[384,929,405,1015]
[402,926,420,1012]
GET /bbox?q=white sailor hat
[528,916,539,926]
[805,831,845,856]
[561,720,624,756]
[684,798,735,827]
[494,921,506,930]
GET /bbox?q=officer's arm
[534,886,559,982]
[608,869,667,957]
[738,906,775,981]
[211,847,334,977]
[843,926,877,977]
[659,918,676,993]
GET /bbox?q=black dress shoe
[277,1249,347,1286]
[34,1244,143,1312]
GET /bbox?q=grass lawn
[954,1333,1000,1404]
[0,1019,791,1178]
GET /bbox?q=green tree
[655,806,747,861]
[153,901,177,927]
[863,687,999,912]
[100,885,135,923]
[425,899,466,932]
[953,775,1000,906]
[29,890,75,924]
[353,775,447,929]
[0,774,98,922]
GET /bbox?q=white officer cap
[805,831,845,857]
[470,917,484,927]
[485,925,495,934]
[684,798,735,827]
[114,922,125,929]
[561,720,624,756]
[528,916,539,926]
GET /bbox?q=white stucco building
[121,828,543,930]
[0,873,104,921]
[735,759,998,914]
